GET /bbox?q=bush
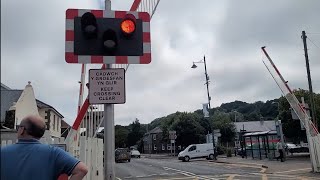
[216,146,226,155]
[226,148,232,157]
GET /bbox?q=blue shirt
[1,139,80,180]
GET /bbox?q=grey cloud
[2,0,319,126]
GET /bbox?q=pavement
[114,154,320,180]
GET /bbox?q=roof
[243,130,277,136]
[234,121,276,133]
[0,90,23,122]
[1,83,11,90]
[36,99,64,118]
[61,119,71,128]
[145,126,162,136]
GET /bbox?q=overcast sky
[2,0,320,126]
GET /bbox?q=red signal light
[120,14,136,36]
[121,20,135,34]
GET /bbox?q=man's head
[17,115,46,139]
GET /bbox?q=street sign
[202,103,209,118]
[89,69,125,104]
[170,140,175,144]
[213,129,220,133]
[169,131,176,140]
[65,9,151,64]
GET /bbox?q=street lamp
[272,102,280,119]
[232,110,238,122]
[191,55,211,109]
[192,55,216,159]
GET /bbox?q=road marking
[226,174,236,180]
[260,167,267,173]
[157,177,196,180]
[116,177,122,180]
[208,161,263,171]
[274,168,312,174]
[159,173,169,175]
[163,167,218,180]
[261,174,268,180]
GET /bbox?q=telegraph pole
[203,56,211,109]
[302,31,318,130]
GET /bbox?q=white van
[178,143,215,162]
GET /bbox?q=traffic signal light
[81,12,98,39]
[65,9,151,64]
[74,11,143,56]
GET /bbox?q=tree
[127,119,144,146]
[279,89,320,143]
[210,110,236,144]
[170,112,205,147]
[115,125,129,148]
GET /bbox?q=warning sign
[89,69,125,104]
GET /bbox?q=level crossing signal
[65,9,151,64]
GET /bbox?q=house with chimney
[1,82,65,140]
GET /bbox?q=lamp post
[192,55,216,159]
[191,55,211,109]
[232,110,238,122]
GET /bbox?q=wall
[39,108,62,138]
[14,83,39,126]
[0,129,56,145]
[0,129,18,143]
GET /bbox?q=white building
[1,82,64,138]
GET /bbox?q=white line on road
[163,166,219,180]
[274,168,312,174]
[226,174,236,180]
[116,177,122,180]
[262,174,268,180]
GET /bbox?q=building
[61,119,71,138]
[233,120,277,145]
[1,82,64,138]
[234,120,276,133]
[143,126,178,154]
[1,82,39,129]
[37,99,64,137]
[234,120,279,160]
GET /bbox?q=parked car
[285,143,309,154]
[115,148,131,163]
[235,147,246,156]
[178,143,215,162]
[131,149,141,158]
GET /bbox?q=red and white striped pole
[74,64,86,143]
[65,64,106,148]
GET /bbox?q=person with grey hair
[1,115,88,180]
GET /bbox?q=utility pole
[203,56,211,109]
[302,31,318,130]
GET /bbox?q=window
[154,144,157,150]
[53,115,56,131]
[51,114,55,131]
[188,145,196,152]
[162,144,165,150]
[153,134,156,140]
[167,144,171,150]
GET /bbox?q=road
[115,157,319,180]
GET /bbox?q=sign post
[169,131,176,156]
[89,68,125,179]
